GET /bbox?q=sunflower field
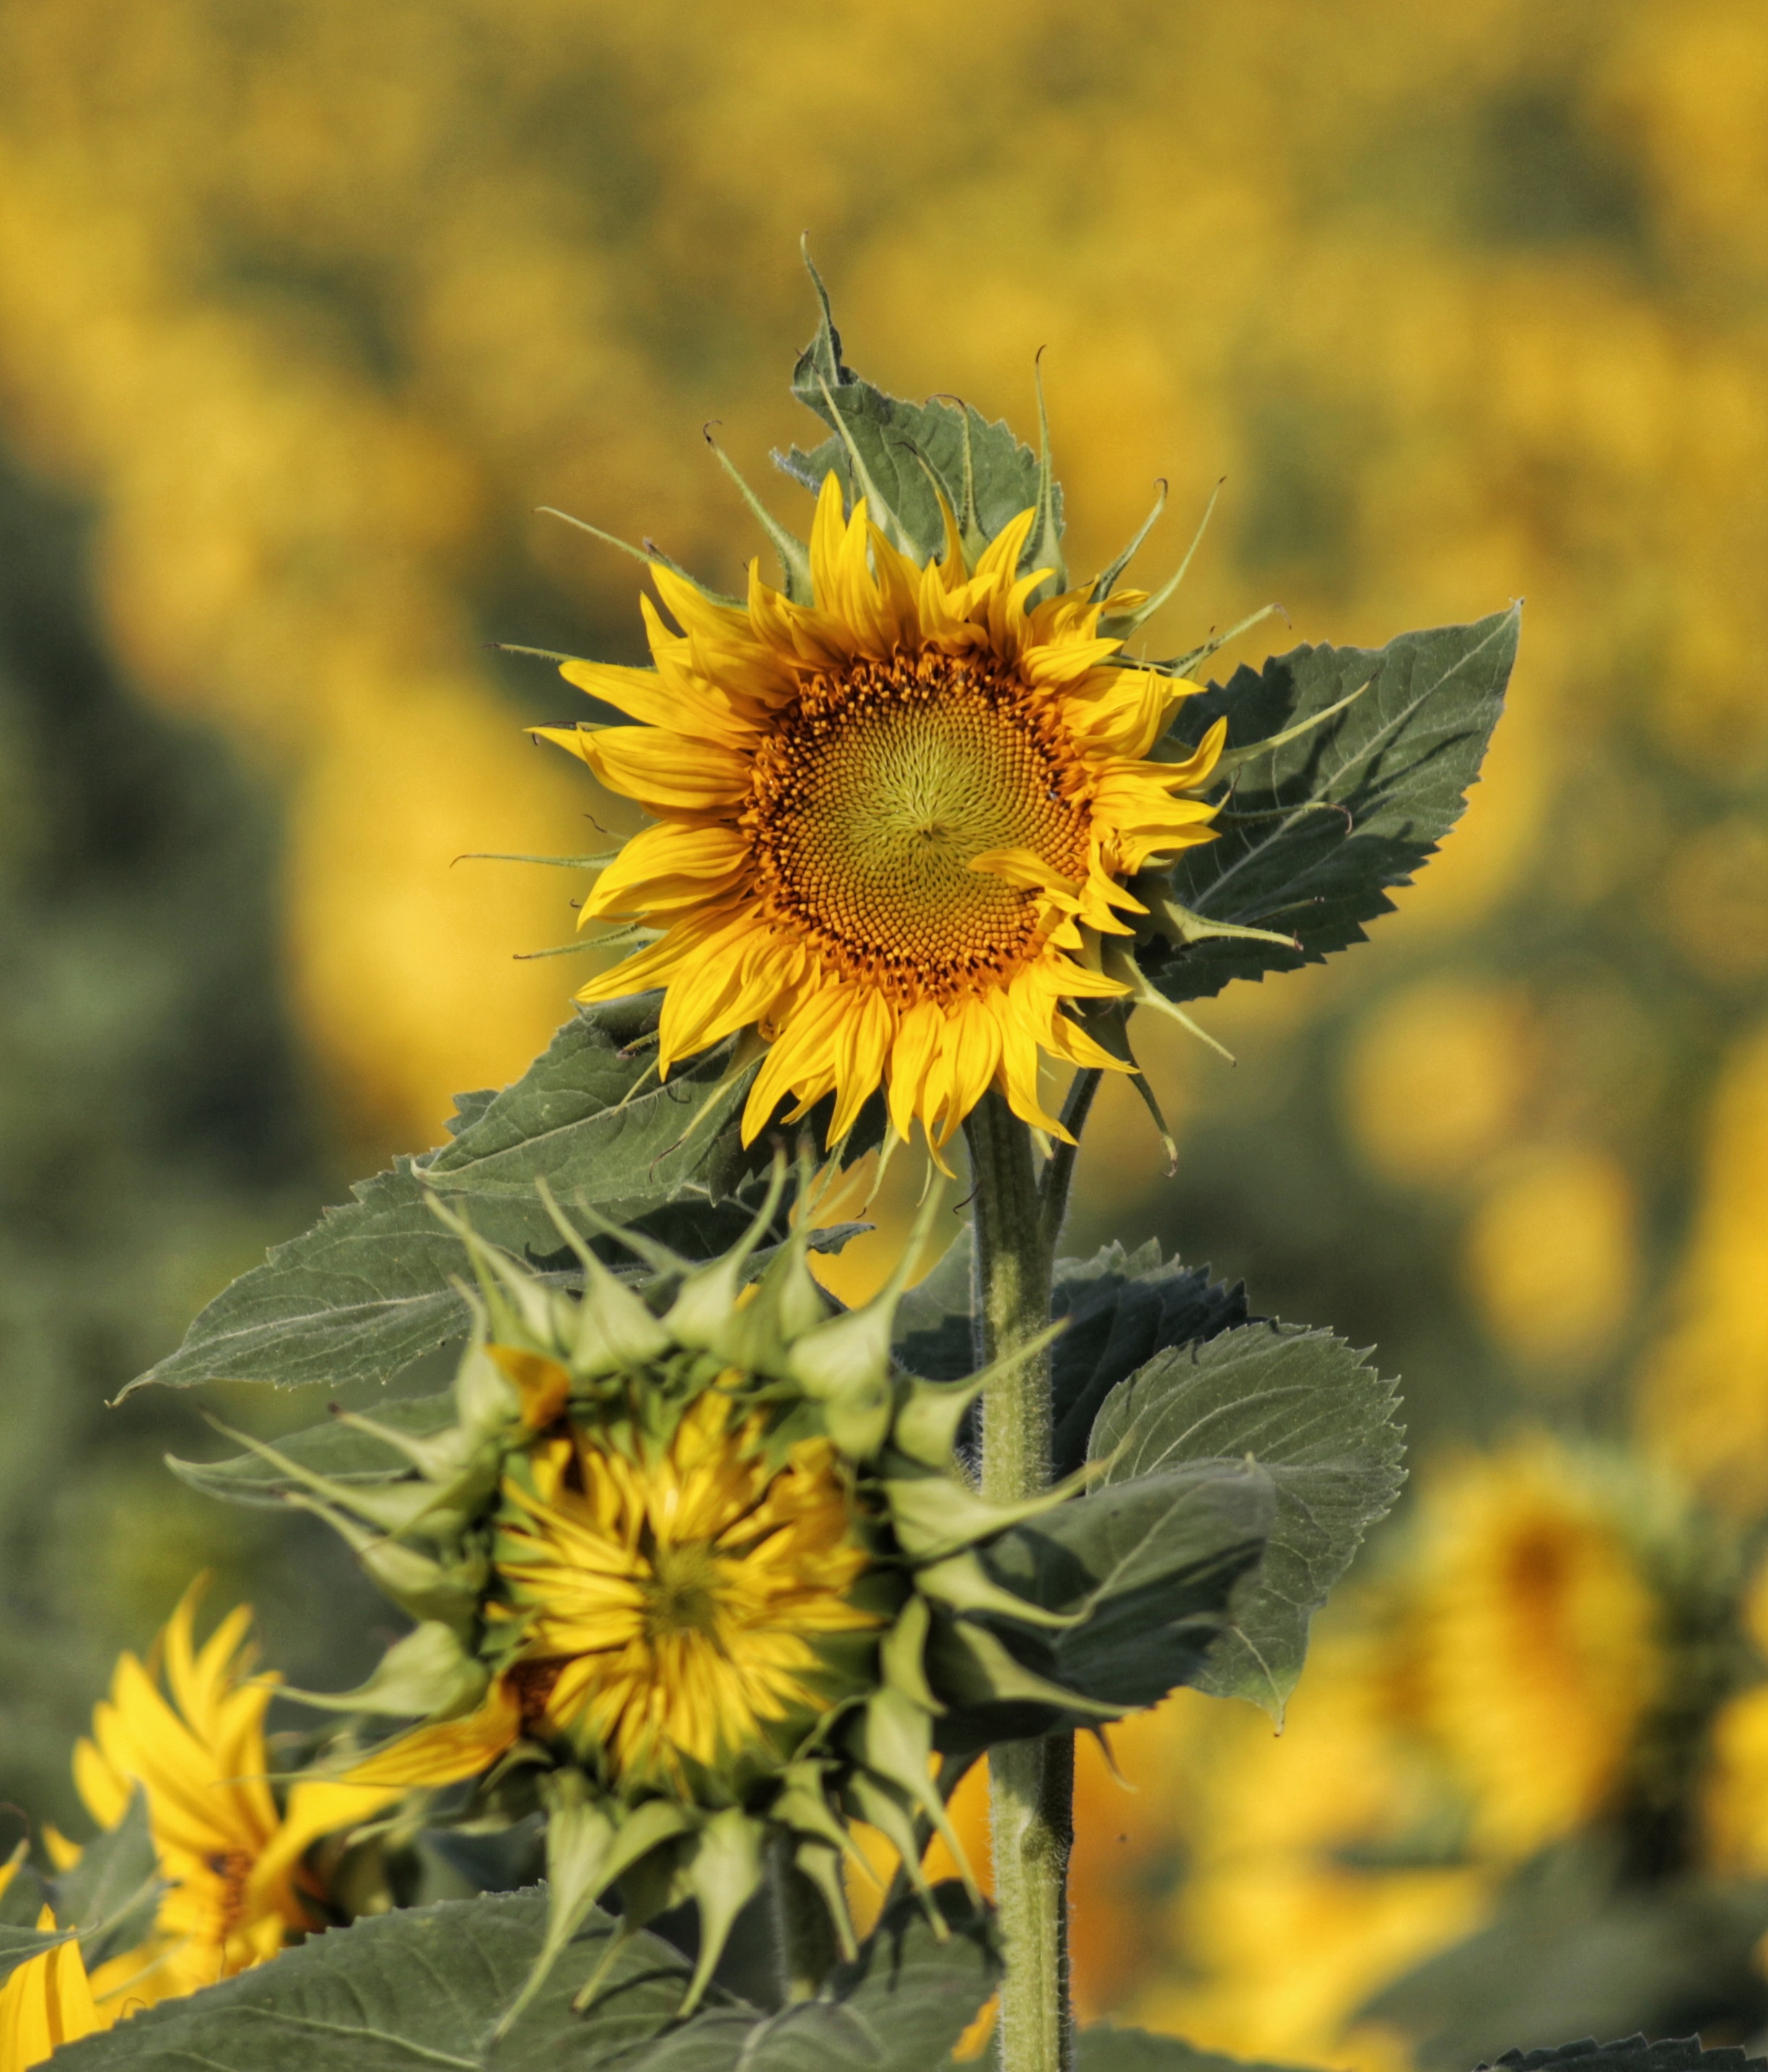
[2,4,1768,2070]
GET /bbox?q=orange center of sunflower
[743,649,1092,1004]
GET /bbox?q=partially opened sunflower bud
[284,1184,1100,2017]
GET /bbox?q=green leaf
[892,1238,1252,1478]
[126,999,764,1395]
[167,1390,460,1504]
[1477,2045,1768,2072]
[51,1788,162,1969]
[1144,609,1518,1004]
[932,1462,1272,1747]
[0,1918,71,1990]
[777,271,1051,565]
[1048,1245,1251,1480]
[1089,1322,1405,1714]
[1076,2026,1323,2072]
[49,1884,996,2071]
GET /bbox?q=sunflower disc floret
[266,1174,1102,2014]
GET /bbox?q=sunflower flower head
[267,1170,1106,2014]
[533,328,1259,1156]
[0,1901,104,2071]
[51,1583,403,2013]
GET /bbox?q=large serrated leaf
[51,1884,995,2071]
[1089,1322,1404,1714]
[776,278,1050,564]
[126,1001,761,1395]
[1144,609,1518,1004]
[1076,2027,1324,2072]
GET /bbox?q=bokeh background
[4,1,1768,2062]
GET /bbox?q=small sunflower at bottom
[237,1169,1103,2017]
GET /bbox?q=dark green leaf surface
[1076,2026,1323,2072]
[1145,610,1518,1004]
[932,1462,1272,1747]
[128,1001,759,1395]
[1048,1244,1251,1480]
[1476,2042,1767,2072]
[778,280,1050,563]
[998,1462,1272,1711]
[51,1884,995,2071]
[1090,1322,1404,1713]
[893,1237,1251,1477]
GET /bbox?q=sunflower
[490,1392,878,1789]
[0,1899,105,2070]
[538,474,1225,1151]
[53,1584,404,2010]
[248,1174,1111,2014]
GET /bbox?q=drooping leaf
[50,1883,996,2071]
[777,273,1051,565]
[1360,1844,1768,2072]
[1076,2026,1324,2072]
[933,1461,1273,1747]
[1144,609,1518,1004]
[1089,1322,1404,1714]
[126,999,766,1395]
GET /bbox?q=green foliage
[1475,2042,1768,2072]
[51,1787,162,1970]
[779,261,1054,566]
[893,1239,1252,1478]
[0,1790,159,1985]
[129,1000,779,1394]
[0,1915,69,1989]
[1090,1323,1405,1713]
[1143,610,1519,1003]
[50,1884,997,2071]
[962,1462,1274,1731]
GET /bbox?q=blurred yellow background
[3,1,1768,2061]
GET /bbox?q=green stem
[768,1834,837,2004]
[964,1089,1071,2072]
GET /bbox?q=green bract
[180,1167,1271,2020]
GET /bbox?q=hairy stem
[965,1089,1071,2072]
[768,1835,838,2004]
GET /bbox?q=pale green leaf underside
[1146,608,1518,1004]
[1090,1322,1405,1713]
